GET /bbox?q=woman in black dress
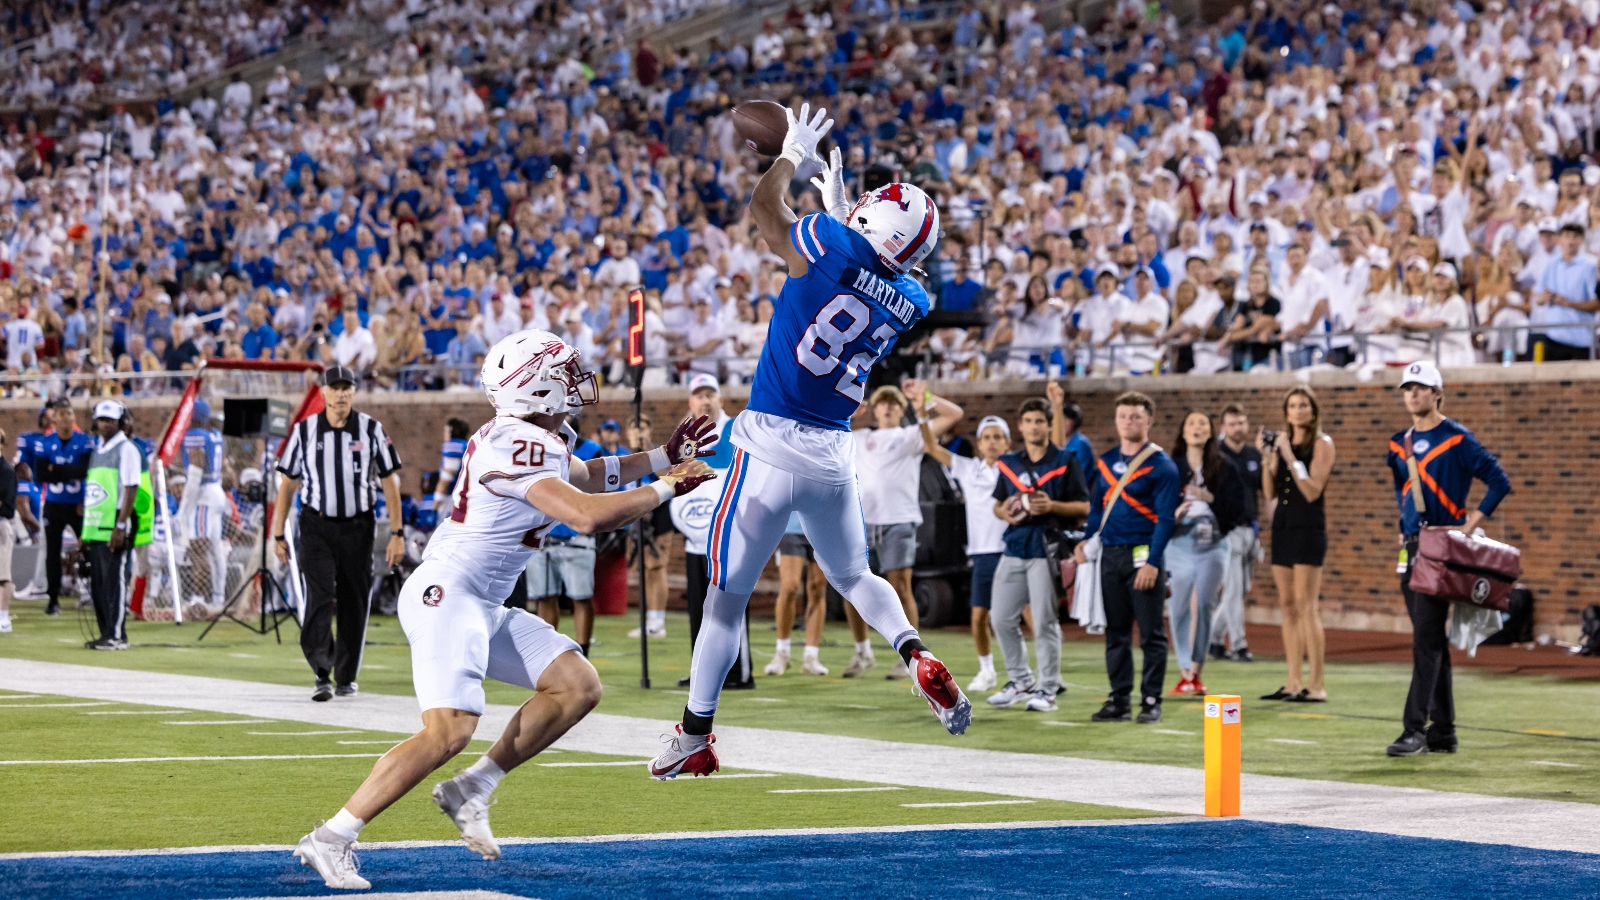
[1261,387,1336,702]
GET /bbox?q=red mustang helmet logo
[875,184,910,211]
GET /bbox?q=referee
[271,366,405,701]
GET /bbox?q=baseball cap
[975,415,1011,441]
[601,418,621,431]
[1247,191,1268,206]
[239,467,263,485]
[1432,261,1457,280]
[93,399,126,420]
[1399,360,1443,390]
[687,372,720,394]
[1539,217,1559,232]
[322,365,357,387]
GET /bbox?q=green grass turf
[3,598,1597,807]
[0,692,1146,853]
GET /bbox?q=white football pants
[688,448,918,717]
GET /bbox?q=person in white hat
[80,399,143,651]
[1383,360,1511,757]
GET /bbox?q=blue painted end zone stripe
[4,822,1599,900]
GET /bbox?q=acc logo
[422,585,445,607]
[1471,578,1491,604]
[1112,461,1128,475]
[1411,439,1430,454]
[1204,702,1220,717]
[83,482,109,506]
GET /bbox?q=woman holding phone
[1261,387,1336,703]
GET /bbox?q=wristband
[390,530,404,538]
[602,455,622,491]
[647,446,670,472]
[650,480,675,506]
[274,535,288,543]
[779,146,806,169]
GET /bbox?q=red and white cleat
[910,650,972,735]
[648,724,720,779]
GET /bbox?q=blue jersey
[182,428,224,484]
[16,480,40,520]
[14,431,42,468]
[745,213,931,431]
[438,437,467,493]
[35,430,94,504]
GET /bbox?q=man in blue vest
[31,399,95,616]
[1384,361,1511,757]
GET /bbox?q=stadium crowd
[2,0,1600,400]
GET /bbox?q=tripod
[199,445,299,643]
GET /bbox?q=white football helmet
[481,330,598,418]
[843,182,941,276]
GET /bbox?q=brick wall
[4,361,1590,639]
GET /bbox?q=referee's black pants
[86,541,131,642]
[1101,544,1168,707]
[298,510,375,687]
[43,500,83,605]
[685,552,752,689]
[1401,541,1455,738]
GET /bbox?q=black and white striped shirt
[276,411,402,518]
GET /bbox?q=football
[732,100,788,156]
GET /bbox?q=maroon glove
[661,460,717,496]
[665,414,719,465]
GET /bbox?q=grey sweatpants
[991,555,1061,694]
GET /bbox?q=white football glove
[779,103,833,171]
[809,145,851,224]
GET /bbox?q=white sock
[978,654,994,672]
[775,638,791,654]
[321,808,365,843]
[854,640,872,655]
[647,609,665,628]
[463,754,506,794]
[803,645,819,660]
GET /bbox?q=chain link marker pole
[1203,694,1241,817]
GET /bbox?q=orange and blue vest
[1084,443,1182,568]
[1385,419,1510,536]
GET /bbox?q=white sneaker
[967,668,997,693]
[841,650,876,678]
[0,617,11,634]
[432,775,500,860]
[14,584,45,600]
[626,624,667,639]
[648,724,720,779]
[987,680,1037,708]
[294,828,370,890]
[763,648,790,676]
[800,656,829,675]
[885,658,911,680]
[1024,690,1058,713]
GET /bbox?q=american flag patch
[884,235,906,253]
[349,441,363,452]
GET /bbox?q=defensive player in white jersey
[649,105,971,782]
[178,398,229,610]
[294,330,717,890]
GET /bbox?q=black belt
[302,509,374,523]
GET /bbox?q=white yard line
[1269,739,1319,746]
[2,658,1597,855]
[902,800,1037,808]
[162,720,277,726]
[1530,761,1581,768]
[0,701,112,708]
[0,753,386,765]
[0,818,1198,861]
[86,710,198,716]
[769,787,903,794]
[246,730,362,736]
[538,760,654,768]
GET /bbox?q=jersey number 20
[796,293,897,403]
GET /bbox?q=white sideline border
[0,817,1200,861]
[1,659,1598,856]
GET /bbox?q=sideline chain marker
[1203,694,1241,817]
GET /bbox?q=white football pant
[688,448,917,717]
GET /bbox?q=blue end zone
[6,821,1598,900]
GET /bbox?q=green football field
[0,597,1596,854]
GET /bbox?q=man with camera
[272,366,407,701]
[988,397,1089,713]
[1383,361,1511,757]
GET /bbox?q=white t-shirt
[422,417,572,602]
[1111,292,1170,373]
[3,319,43,369]
[946,454,1007,555]
[853,425,925,526]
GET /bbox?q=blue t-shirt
[990,444,1088,559]
[1065,432,1095,482]
[745,211,931,431]
[182,428,224,484]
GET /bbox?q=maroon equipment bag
[1409,527,1522,612]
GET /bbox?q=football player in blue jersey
[432,418,471,514]
[179,398,230,610]
[650,104,971,781]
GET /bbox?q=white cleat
[764,648,791,676]
[432,776,501,860]
[627,625,667,639]
[840,650,875,678]
[800,656,829,675]
[967,668,997,692]
[648,724,720,779]
[909,650,972,736]
[0,618,11,634]
[294,828,370,890]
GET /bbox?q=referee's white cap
[93,399,127,420]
